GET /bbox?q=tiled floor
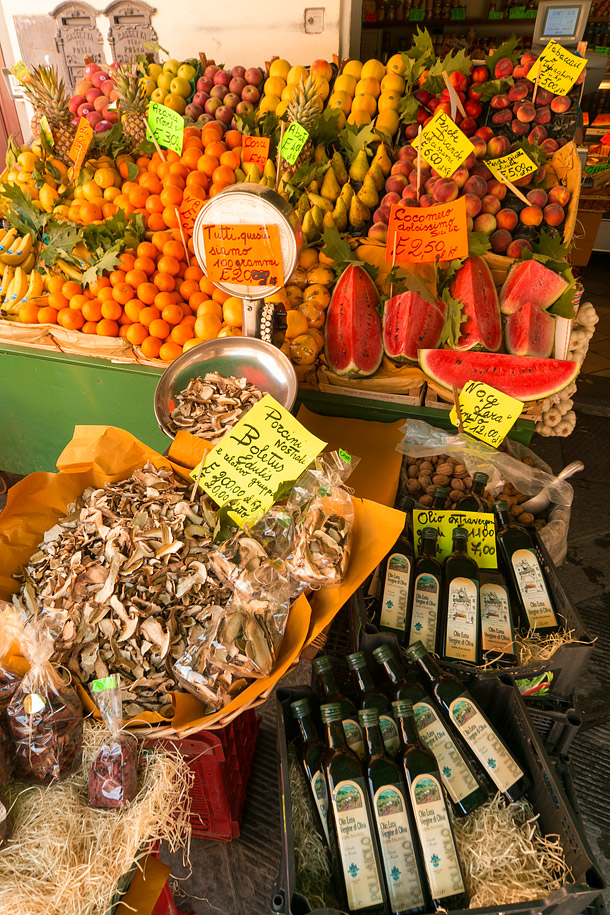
[579,253,610,381]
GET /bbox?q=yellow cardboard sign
[412,109,474,178]
[10,61,31,83]
[487,148,537,184]
[527,40,587,96]
[68,118,94,178]
[190,394,326,524]
[413,507,497,568]
[449,380,524,448]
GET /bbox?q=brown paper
[115,854,172,915]
[167,429,215,470]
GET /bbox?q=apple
[215,104,233,124]
[86,110,103,127]
[204,64,219,79]
[192,90,209,107]
[90,71,109,89]
[197,113,213,124]
[236,100,254,116]
[85,87,103,104]
[213,69,231,87]
[245,67,263,86]
[229,76,246,95]
[94,120,111,132]
[77,103,93,117]
[197,76,213,93]
[68,94,86,114]
[223,92,240,109]
[185,103,204,120]
[232,65,246,79]
[241,84,260,103]
[102,107,119,123]
[83,62,100,79]
[210,84,228,99]
[205,97,222,115]
[93,95,108,112]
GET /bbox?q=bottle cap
[358,708,380,727]
[320,702,343,723]
[372,644,394,664]
[405,641,427,661]
[396,494,415,512]
[346,651,367,671]
[453,525,469,538]
[434,486,450,498]
[494,500,508,512]
[392,699,414,717]
[473,472,489,484]
[312,655,333,674]
[291,698,312,719]
[421,526,438,539]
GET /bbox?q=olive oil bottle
[379,496,415,642]
[479,568,517,665]
[456,472,490,512]
[493,500,559,635]
[394,700,469,911]
[291,698,331,844]
[314,655,365,760]
[373,644,486,816]
[441,526,481,665]
[321,702,387,914]
[407,641,530,802]
[408,528,443,653]
[430,487,450,509]
[348,651,400,756]
[359,708,428,915]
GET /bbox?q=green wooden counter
[0,344,535,475]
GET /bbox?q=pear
[234,167,246,183]
[331,150,349,186]
[244,164,262,184]
[333,197,348,232]
[372,143,392,177]
[309,179,320,194]
[349,148,369,184]
[320,166,341,203]
[322,210,336,230]
[302,210,318,242]
[368,163,385,192]
[296,193,310,219]
[340,182,354,208]
[358,174,379,210]
[307,192,333,214]
[263,159,277,182]
[311,205,325,232]
[349,194,371,230]
[314,143,329,164]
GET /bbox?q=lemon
[17,151,37,171]
[386,53,406,75]
[378,90,401,112]
[334,74,357,96]
[148,63,163,81]
[258,94,281,114]
[351,93,377,116]
[381,72,405,94]
[264,76,286,98]
[287,65,308,85]
[162,58,181,74]
[375,108,400,138]
[328,90,352,115]
[164,93,186,114]
[343,60,363,80]
[355,77,380,98]
[361,58,385,81]
[140,77,156,97]
[269,58,291,81]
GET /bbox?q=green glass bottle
[348,651,400,757]
[408,528,442,653]
[379,495,415,642]
[493,500,559,635]
[321,702,387,914]
[430,487,450,510]
[314,655,365,760]
[479,568,517,666]
[406,641,530,802]
[291,698,331,844]
[359,708,428,915]
[394,700,469,911]
[372,644,486,816]
[457,472,490,512]
[441,526,481,665]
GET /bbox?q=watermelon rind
[418,349,579,401]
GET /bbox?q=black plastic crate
[358,530,594,702]
[272,678,605,915]
[526,695,582,757]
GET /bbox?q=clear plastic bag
[0,605,25,715]
[396,420,573,565]
[6,622,83,784]
[0,722,11,790]
[88,674,138,809]
[0,796,9,848]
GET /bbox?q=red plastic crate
[151,879,196,915]
[147,709,260,841]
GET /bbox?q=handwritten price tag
[68,118,94,178]
[449,380,524,448]
[243,135,271,170]
[10,61,31,83]
[280,123,309,166]
[202,223,284,288]
[413,508,497,568]
[191,393,326,524]
[601,130,610,146]
[386,197,468,264]
[179,189,205,233]
[412,109,474,178]
[146,101,184,154]
[527,40,587,97]
[487,148,537,184]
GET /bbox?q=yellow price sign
[527,40,587,97]
[487,148,537,185]
[449,380,524,448]
[190,393,326,524]
[413,508,497,568]
[412,109,474,178]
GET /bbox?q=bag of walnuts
[88,675,138,809]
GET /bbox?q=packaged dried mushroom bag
[7,621,83,784]
[88,675,138,809]
[0,606,25,716]
[0,721,12,791]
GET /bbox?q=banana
[1,274,16,307]
[0,228,10,251]
[57,257,83,282]
[0,262,5,277]
[21,252,36,273]
[0,228,17,254]
[20,269,43,303]
[6,267,29,308]
[0,266,15,301]
[1,232,33,265]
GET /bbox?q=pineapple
[24,66,75,163]
[281,76,322,174]
[113,64,149,152]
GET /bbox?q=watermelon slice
[324,264,383,377]
[449,256,502,352]
[419,349,578,401]
[506,301,555,358]
[500,259,569,315]
[383,290,446,363]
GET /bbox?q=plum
[497,208,518,231]
[464,193,482,217]
[520,205,543,226]
[433,178,459,203]
[494,58,514,79]
[549,186,570,207]
[487,179,507,200]
[528,125,548,144]
[506,238,533,258]
[527,188,548,208]
[543,203,565,226]
[490,229,512,253]
[482,194,501,216]
[474,213,497,234]
[464,175,488,198]
[404,123,419,140]
[517,102,536,122]
[413,88,432,105]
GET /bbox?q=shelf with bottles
[362,0,540,28]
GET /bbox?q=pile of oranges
[23,233,244,361]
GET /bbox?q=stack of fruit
[0,229,40,314]
[192,61,265,125]
[140,57,200,115]
[67,61,119,135]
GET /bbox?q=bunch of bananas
[0,228,35,268]
[0,263,44,313]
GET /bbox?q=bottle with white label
[372,644,486,817]
[493,500,559,635]
[406,641,530,802]
[479,568,517,666]
[321,702,387,914]
[291,697,332,846]
[314,655,365,760]
[441,526,481,665]
[348,651,400,758]
[379,495,415,643]
[456,472,490,513]
[394,699,469,911]
[408,528,443,653]
[359,707,429,915]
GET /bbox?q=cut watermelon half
[419,349,579,401]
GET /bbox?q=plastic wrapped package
[88,675,138,809]
[0,722,11,791]
[396,421,573,565]
[0,796,9,848]
[0,606,25,715]
[6,623,83,784]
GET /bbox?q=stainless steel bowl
[154,337,298,439]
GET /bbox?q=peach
[509,82,529,102]
[409,168,430,187]
[425,176,439,192]
[517,102,536,122]
[419,194,435,208]
[464,153,477,170]
[528,126,548,144]
[527,188,548,208]
[465,99,483,119]
[548,186,570,207]
[506,238,533,258]
[490,94,511,110]
[476,126,494,142]
[513,65,526,79]
[486,135,510,158]
[461,118,478,136]
[514,172,534,187]
[520,51,537,69]
[464,175,488,198]
[368,222,388,242]
[464,193,482,218]
[404,123,419,140]
[398,145,418,161]
[471,65,489,84]
[551,96,572,113]
[451,165,470,189]
[491,108,512,124]
[482,194,501,216]
[471,136,487,159]
[520,205,543,226]
[468,86,483,102]
[491,229,512,253]
[471,162,493,180]
[401,186,418,200]
[535,107,551,125]
[390,161,414,179]
[512,119,530,137]
[373,206,390,225]
[449,71,469,93]
[541,139,560,157]
[385,174,408,194]
[536,87,555,105]
[433,178,459,203]
[494,58,514,79]
[474,213,497,235]
[487,179,507,200]
[467,215,474,232]
[543,203,565,226]
[497,207,518,231]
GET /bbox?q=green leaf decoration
[511,138,548,170]
[477,78,514,103]
[5,135,20,169]
[467,231,492,256]
[0,182,48,236]
[440,287,466,347]
[143,40,169,57]
[39,219,82,266]
[485,36,523,75]
[82,247,123,286]
[399,94,420,125]
[320,227,379,282]
[405,28,435,66]
[126,161,140,181]
[310,107,343,150]
[423,47,472,96]
[339,121,378,165]
[439,256,466,290]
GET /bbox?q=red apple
[68,94,86,114]
[90,71,109,89]
[215,105,233,124]
[77,103,93,117]
[197,76,214,93]
[210,84,229,99]
[185,103,204,120]
[235,100,254,116]
[205,97,222,115]
[232,65,246,79]
[192,91,209,107]
[95,119,112,133]
[245,67,263,86]
[223,92,240,109]
[93,95,108,112]
[241,84,260,103]
[83,62,100,79]
[86,110,103,127]
[229,76,246,95]
[213,69,231,87]
[102,107,119,123]
[86,87,103,104]
[205,64,219,79]
[100,79,115,98]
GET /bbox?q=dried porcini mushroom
[168,372,264,440]
[88,675,138,809]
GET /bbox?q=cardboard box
[572,209,604,266]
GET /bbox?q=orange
[186,170,208,190]
[158,340,183,362]
[102,203,118,219]
[97,318,119,337]
[169,161,188,179]
[89,275,111,295]
[125,269,148,288]
[151,231,172,251]
[222,297,243,326]
[181,147,202,170]
[156,254,180,276]
[162,173,185,190]
[163,239,185,261]
[128,185,149,208]
[170,322,195,345]
[147,212,167,232]
[145,194,164,214]
[58,307,84,330]
[137,282,158,305]
[206,140,227,159]
[201,124,223,146]
[124,298,145,322]
[109,269,127,287]
[112,282,134,305]
[217,325,242,337]
[220,149,241,170]
[126,322,148,345]
[80,202,103,223]
[69,293,88,311]
[118,158,135,179]
[285,309,309,338]
[140,335,162,359]
[101,298,123,320]
[140,305,161,326]
[82,299,103,322]
[98,286,115,303]
[160,185,183,208]
[209,183,228,198]
[197,300,223,320]
[224,129,243,149]
[212,288,230,305]
[121,181,136,198]
[194,313,222,340]
[182,314,197,328]
[82,321,98,334]
[149,317,170,339]
[197,154,219,177]
[153,271,175,292]
[38,306,58,324]
[199,276,215,296]
[154,291,175,311]
[47,275,65,294]
[118,310,133,326]
[119,252,136,270]
[212,164,236,186]
[49,292,69,311]
[136,156,151,170]
[119,325,130,338]
[134,256,156,276]
[161,303,183,325]
[62,280,82,300]
[137,241,158,259]
[18,302,40,324]
[179,279,200,301]
[189,291,208,310]
[182,337,203,352]
[139,173,162,193]
[184,264,204,282]
[161,205,180,228]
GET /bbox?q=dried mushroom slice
[168,372,264,440]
